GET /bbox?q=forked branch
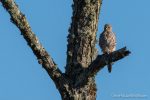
[1,0,131,96]
[75,47,131,87]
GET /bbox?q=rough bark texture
[0,0,66,91]
[1,0,131,100]
[64,0,102,99]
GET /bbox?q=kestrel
[99,24,116,73]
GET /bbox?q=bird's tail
[107,63,113,73]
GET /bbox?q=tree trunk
[59,80,96,100]
[1,0,131,100]
[62,0,102,99]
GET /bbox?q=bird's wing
[99,32,105,47]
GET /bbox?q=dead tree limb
[74,47,131,87]
[89,47,131,75]
[0,0,66,89]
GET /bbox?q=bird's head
[104,24,112,32]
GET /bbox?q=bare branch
[88,47,131,76]
[74,47,131,87]
[1,0,64,87]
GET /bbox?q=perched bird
[99,24,116,73]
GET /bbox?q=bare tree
[1,0,130,100]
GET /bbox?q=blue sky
[0,0,149,100]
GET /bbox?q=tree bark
[1,0,131,100]
[64,0,102,99]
